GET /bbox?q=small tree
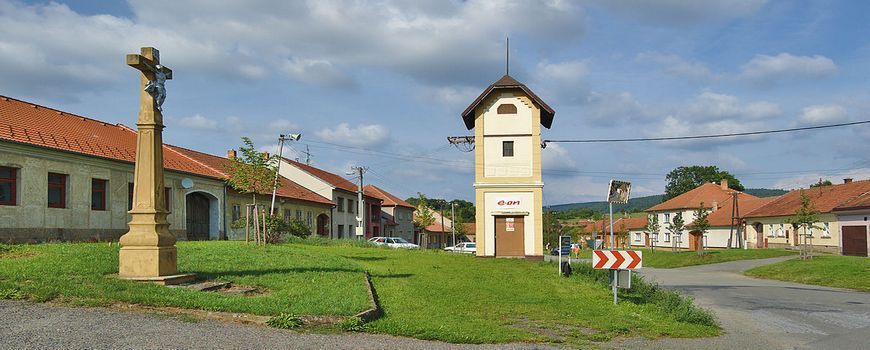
[615,221,630,249]
[668,212,685,252]
[644,214,660,251]
[225,137,280,244]
[788,191,821,260]
[412,193,436,231]
[690,203,710,255]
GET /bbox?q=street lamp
[270,133,302,216]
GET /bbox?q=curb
[353,270,383,323]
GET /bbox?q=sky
[1,0,869,205]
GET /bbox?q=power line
[544,120,870,144]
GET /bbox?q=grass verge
[0,240,719,345]
[744,255,870,292]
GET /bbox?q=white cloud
[684,92,781,121]
[772,168,870,190]
[176,114,218,130]
[315,123,389,148]
[281,58,355,89]
[740,53,837,85]
[542,143,578,172]
[636,52,718,81]
[581,91,648,125]
[536,60,589,86]
[587,0,767,25]
[797,104,848,126]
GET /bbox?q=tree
[644,214,660,251]
[788,191,821,260]
[667,212,685,252]
[809,179,833,188]
[412,193,436,231]
[664,166,744,200]
[689,203,710,255]
[542,210,562,251]
[224,137,280,244]
[615,221,630,249]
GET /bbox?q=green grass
[571,248,796,268]
[0,239,719,345]
[745,255,870,292]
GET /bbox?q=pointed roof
[647,183,756,212]
[461,74,555,130]
[364,185,414,209]
[699,196,779,227]
[282,158,380,200]
[745,179,870,217]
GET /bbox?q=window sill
[820,236,832,239]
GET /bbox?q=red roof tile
[283,158,380,200]
[364,185,414,208]
[647,183,757,212]
[745,180,870,217]
[834,191,870,211]
[0,95,332,206]
[701,196,779,226]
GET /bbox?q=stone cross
[119,47,193,284]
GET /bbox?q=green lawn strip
[570,248,796,268]
[1,241,720,345]
[0,242,370,316]
[348,248,718,344]
[744,255,870,292]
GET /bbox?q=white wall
[482,191,536,256]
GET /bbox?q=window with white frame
[823,222,831,237]
[634,232,641,242]
[664,213,670,224]
[778,224,785,237]
[768,224,775,237]
[664,232,671,242]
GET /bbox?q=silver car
[444,242,477,254]
[368,236,420,249]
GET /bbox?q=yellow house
[743,179,870,255]
[461,75,555,259]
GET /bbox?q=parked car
[444,242,477,254]
[368,236,420,249]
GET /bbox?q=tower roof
[460,74,555,130]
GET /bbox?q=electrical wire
[544,120,870,144]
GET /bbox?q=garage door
[842,226,868,257]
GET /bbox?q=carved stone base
[115,273,197,286]
[119,245,179,278]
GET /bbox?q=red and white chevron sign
[593,250,642,269]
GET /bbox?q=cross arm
[126,54,173,79]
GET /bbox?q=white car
[444,242,477,254]
[368,236,420,249]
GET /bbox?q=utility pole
[302,145,312,165]
[349,166,368,240]
[451,201,456,246]
[270,133,301,216]
[440,204,445,248]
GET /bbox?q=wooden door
[842,226,868,257]
[689,232,700,251]
[185,192,210,241]
[495,216,525,257]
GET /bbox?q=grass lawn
[744,255,870,292]
[571,248,796,268]
[0,240,719,345]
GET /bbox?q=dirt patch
[110,303,272,325]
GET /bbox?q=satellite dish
[181,178,194,189]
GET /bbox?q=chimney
[711,200,718,212]
[844,178,853,184]
[262,152,270,160]
[226,149,236,159]
[720,179,729,190]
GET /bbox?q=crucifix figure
[118,47,193,285]
[128,48,172,112]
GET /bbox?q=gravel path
[0,300,556,349]
[609,256,870,350]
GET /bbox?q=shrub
[0,288,25,300]
[266,313,303,329]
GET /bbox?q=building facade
[365,185,415,241]
[462,75,554,259]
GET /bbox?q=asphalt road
[0,300,554,350]
[613,256,870,350]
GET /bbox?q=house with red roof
[364,185,415,242]
[0,95,333,242]
[276,158,382,239]
[743,178,870,256]
[645,180,763,250]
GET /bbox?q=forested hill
[547,188,787,213]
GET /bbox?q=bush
[232,216,312,243]
[266,313,303,329]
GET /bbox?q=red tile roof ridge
[364,184,414,208]
[0,94,116,127]
[164,144,228,178]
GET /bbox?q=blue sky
[1,0,868,204]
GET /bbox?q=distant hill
[547,188,787,213]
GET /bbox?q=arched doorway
[186,192,213,241]
[316,214,329,236]
[753,222,764,248]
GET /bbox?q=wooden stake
[245,204,251,243]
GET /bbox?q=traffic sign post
[605,180,632,304]
[558,235,571,276]
[593,249,642,304]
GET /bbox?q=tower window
[502,141,514,157]
[497,104,517,114]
